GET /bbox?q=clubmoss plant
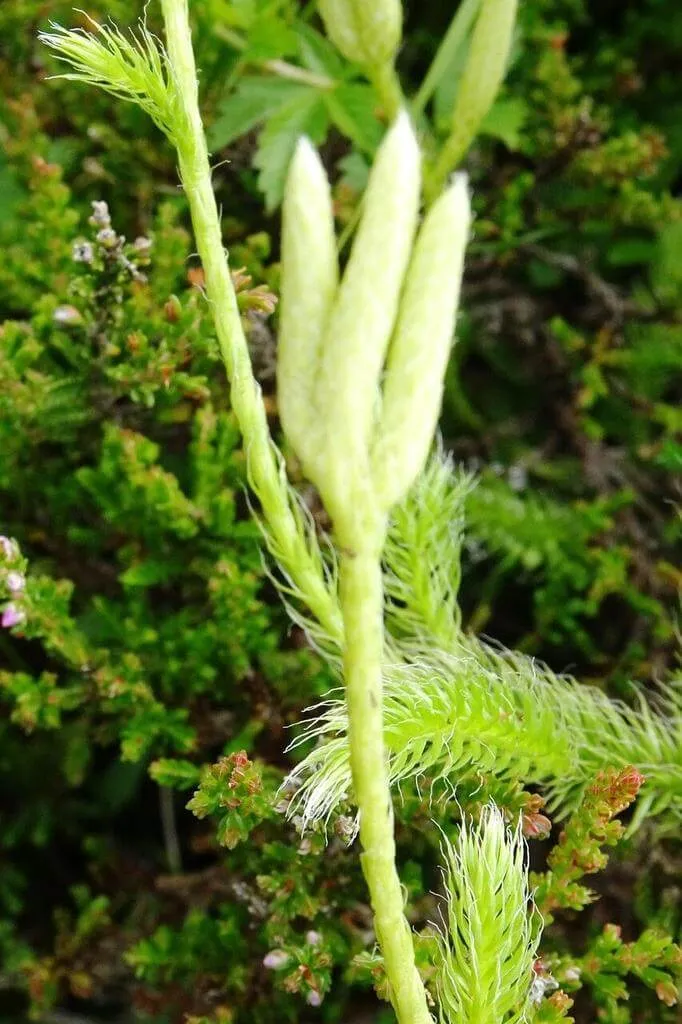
[276,106,472,1023]
[40,6,469,1021]
[286,458,682,832]
[37,2,681,1023]
[436,805,540,1024]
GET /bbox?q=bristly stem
[158,0,342,646]
[339,536,433,1024]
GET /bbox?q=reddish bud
[523,810,552,839]
[655,980,678,1007]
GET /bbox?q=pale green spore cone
[278,137,338,473]
[317,0,402,68]
[428,0,518,197]
[372,174,471,509]
[314,110,421,521]
[437,806,540,1024]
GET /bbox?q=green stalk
[159,6,431,1019]
[425,0,518,201]
[158,0,342,645]
[339,529,433,1024]
[412,0,481,116]
[161,6,429,1011]
[370,60,405,121]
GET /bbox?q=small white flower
[6,572,25,593]
[96,227,119,248]
[72,241,94,263]
[54,305,83,325]
[263,949,289,970]
[90,200,111,227]
[530,971,559,1005]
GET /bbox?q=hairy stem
[340,534,432,1024]
[159,0,342,645]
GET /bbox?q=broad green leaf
[324,83,383,153]
[255,89,329,211]
[479,97,528,150]
[244,17,299,61]
[295,22,347,79]
[212,0,290,31]
[208,76,310,150]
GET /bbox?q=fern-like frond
[39,17,180,140]
[464,470,609,575]
[286,636,682,829]
[436,805,539,1024]
[383,451,473,645]
[472,640,682,821]
[273,451,681,830]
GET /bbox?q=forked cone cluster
[278,111,471,541]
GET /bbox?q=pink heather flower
[263,950,289,970]
[2,604,25,628]
[306,991,322,1008]
[6,572,25,593]
[0,536,15,559]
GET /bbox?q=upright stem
[160,3,431,1020]
[370,61,405,121]
[424,129,470,204]
[338,511,432,1024]
[159,0,342,647]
